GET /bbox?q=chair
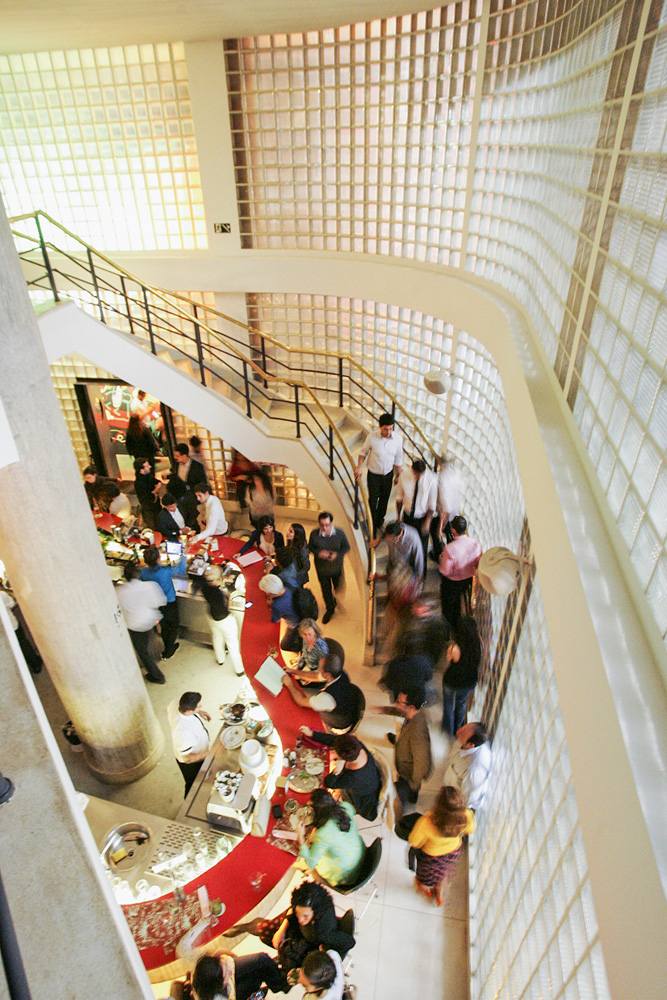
[319,837,382,920]
[346,685,365,734]
[355,748,392,833]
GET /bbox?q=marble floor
[33,515,470,1000]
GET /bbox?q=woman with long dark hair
[408,785,475,905]
[223,879,354,970]
[124,413,160,470]
[296,789,365,886]
[286,521,311,585]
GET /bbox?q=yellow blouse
[408,809,476,856]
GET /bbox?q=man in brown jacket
[380,685,433,816]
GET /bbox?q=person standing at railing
[308,512,350,624]
[354,412,403,537]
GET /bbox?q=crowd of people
[81,411,493,1000]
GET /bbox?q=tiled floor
[33,515,470,1000]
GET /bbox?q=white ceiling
[0,1,436,54]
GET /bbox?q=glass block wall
[224,0,667,653]
[224,3,480,262]
[469,578,611,1000]
[0,42,206,250]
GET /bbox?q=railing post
[338,356,344,407]
[87,248,105,323]
[294,386,301,438]
[34,214,59,302]
[391,401,396,422]
[261,336,268,389]
[243,361,252,418]
[142,286,156,354]
[120,276,135,336]
[193,305,207,387]
[328,426,335,480]
[353,478,360,529]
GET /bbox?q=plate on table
[220,725,246,750]
[222,702,249,726]
[287,770,320,794]
[305,759,324,775]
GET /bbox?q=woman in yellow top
[408,785,475,905]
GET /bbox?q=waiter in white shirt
[168,692,212,796]
[396,458,438,573]
[194,483,228,540]
[354,412,404,537]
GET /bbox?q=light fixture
[423,368,452,395]
[477,546,533,596]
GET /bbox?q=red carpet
[134,535,322,971]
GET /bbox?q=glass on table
[249,871,266,893]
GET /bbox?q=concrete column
[0,201,163,783]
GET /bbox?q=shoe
[322,610,334,624]
[387,732,396,745]
[162,642,180,660]
[147,674,166,684]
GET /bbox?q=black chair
[346,685,366,734]
[320,837,382,919]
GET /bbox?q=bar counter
[83,533,324,975]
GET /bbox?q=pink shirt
[439,535,482,581]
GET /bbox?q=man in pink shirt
[439,515,482,629]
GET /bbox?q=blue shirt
[140,556,187,603]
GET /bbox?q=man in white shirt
[195,484,228,540]
[167,691,212,796]
[396,459,438,571]
[431,457,466,560]
[442,721,492,811]
[116,562,166,683]
[355,412,403,537]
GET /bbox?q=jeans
[128,627,164,682]
[367,470,394,536]
[233,953,289,1000]
[395,775,419,811]
[160,599,180,657]
[317,570,342,616]
[441,683,475,736]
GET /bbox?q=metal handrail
[10,210,439,467]
[11,210,388,641]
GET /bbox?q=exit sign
[214,223,231,233]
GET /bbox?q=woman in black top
[300,731,381,821]
[125,414,160,470]
[223,880,354,970]
[441,616,481,735]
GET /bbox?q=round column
[0,202,164,783]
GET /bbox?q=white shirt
[358,429,403,475]
[437,462,465,520]
[109,493,133,521]
[197,494,228,540]
[303,949,344,1000]
[116,579,166,632]
[396,468,438,518]
[442,740,492,811]
[167,699,211,762]
[1,591,18,630]
[168,506,185,530]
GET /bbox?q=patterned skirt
[414,845,462,887]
